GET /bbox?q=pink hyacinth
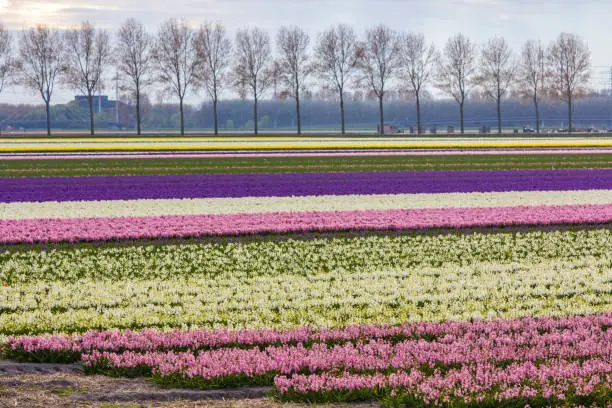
[1,204,611,243]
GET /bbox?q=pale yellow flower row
[2,189,612,220]
[1,136,611,152]
[1,257,609,334]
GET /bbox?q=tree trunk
[459,102,464,134]
[296,92,301,135]
[213,98,219,136]
[254,95,258,135]
[339,90,345,135]
[534,96,540,134]
[378,95,384,135]
[416,92,421,135]
[136,86,141,135]
[179,97,185,136]
[567,94,572,134]
[87,92,95,136]
[497,97,502,134]
[45,100,51,137]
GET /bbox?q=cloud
[1,0,611,104]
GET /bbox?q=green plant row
[1,153,610,177]
[273,386,612,408]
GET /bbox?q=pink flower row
[8,313,610,356]
[2,204,611,243]
[274,359,611,405]
[79,330,611,380]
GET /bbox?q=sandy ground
[0,371,380,408]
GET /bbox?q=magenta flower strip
[274,359,611,406]
[77,330,610,379]
[8,314,610,359]
[6,314,611,405]
[2,204,611,243]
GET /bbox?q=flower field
[1,135,612,152]
[0,140,610,407]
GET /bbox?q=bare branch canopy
[437,33,477,134]
[314,24,358,134]
[547,32,591,133]
[152,18,203,136]
[18,25,64,136]
[276,25,311,134]
[519,40,547,133]
[476,36,515,134]
[63,21,112,135]
[116,18,154,135]
[233,27,272,135]
[195,22,231,135]
[357,24,400,134]
[398,32,438,134]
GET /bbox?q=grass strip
[0,154,610,177]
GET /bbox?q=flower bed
[3,227,608,283]
[1,150,610,406]
[4,314,610,406]
[1,169,610,203]
[3,190,611,220]
[1,257,609,335]
[2,204,611,244]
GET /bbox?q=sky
[1,0,611,105]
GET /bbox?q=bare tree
[437,33,477,134]
[519,40,547,133]
[153,19,202,136]
[314,24,357,134]
[233,27,272,135]
[276,26,311,135]
[18,26,63,136]
[63,21,112,136]
[398,33,437,135]
[196,23,231,135]
[476,36,515,134]
[116,18,153,135]
[0,25,15,98]
[547,32,591,133]
[357,25,400,135]
[270,59,283,98]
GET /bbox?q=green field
[2,153,611,177]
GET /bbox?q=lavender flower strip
[1,169,611,203]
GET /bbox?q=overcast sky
[1,0,611,105]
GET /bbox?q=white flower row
[2,228,609,284]
[2,189,612,220]
[1,256,609,335]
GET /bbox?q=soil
[0,362,380,408]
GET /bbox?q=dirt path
[0,369,380,408]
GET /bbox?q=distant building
[74,95,122,125]
[74,95,116,111]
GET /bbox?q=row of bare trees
[9,23,111,136]
[0,20,592,136]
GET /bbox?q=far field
[1,135,612,152]
[1,153,611,177]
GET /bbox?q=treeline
[0,19,593,135]
[3,96,611,132]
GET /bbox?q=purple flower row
[1,168,610,203]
